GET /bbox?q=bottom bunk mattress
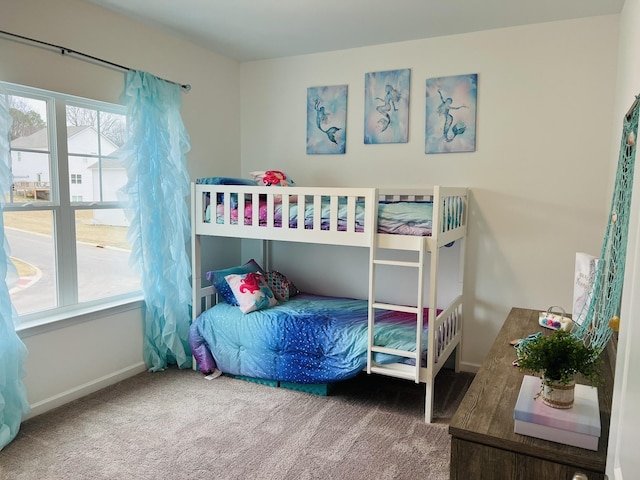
[190,293,434,384]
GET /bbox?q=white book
[514,375,600,451]
[514,419,599,451]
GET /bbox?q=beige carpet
[0,368,474,480]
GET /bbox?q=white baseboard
[459,361,481,374]
[26,362,147,419]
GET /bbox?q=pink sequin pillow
[249,170,296,187]
[225,272,278,313]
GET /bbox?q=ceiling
[87,0,624,62]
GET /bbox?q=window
[2,82,141,321]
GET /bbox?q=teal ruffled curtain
[0,89,30,450]
[120,71,192,371]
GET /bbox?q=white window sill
[16,295,145,338]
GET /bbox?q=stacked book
[514,375,601,451]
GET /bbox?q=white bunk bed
[190,182,468,423]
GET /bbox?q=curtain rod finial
[182,84,192,92]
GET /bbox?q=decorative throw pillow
[249,170,296,187]
[206,259,264,305]
[195,177,258,186]
[225,272,278,314]
[196,177,258,209]
[264,271,300,302]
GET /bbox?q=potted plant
[516,329,602,409]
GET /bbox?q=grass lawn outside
[4,203,130,277]
[3,209,130,249]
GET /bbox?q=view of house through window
[2,82,141,320]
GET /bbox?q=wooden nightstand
[449,307,615,480]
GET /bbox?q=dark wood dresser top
[449,307,615,474]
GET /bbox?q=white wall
[607,0,640,477]
[20,304,145,417]
[240,16,620,370]
[1,0,242,415]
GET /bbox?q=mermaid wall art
[425,73,477,154]
[364,68,410,144]
[306,85,347,154]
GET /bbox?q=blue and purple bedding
[209,199,435,236]
[189,293,435,384]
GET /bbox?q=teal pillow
[196,177,258,208]
[205,259,264,305]
[196,177,257,186]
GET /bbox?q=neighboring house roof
[88,158,125,170]
[11,125,89,149]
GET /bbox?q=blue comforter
[189,293,430,384]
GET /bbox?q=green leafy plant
[517,329,602,388]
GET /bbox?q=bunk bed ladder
[367,241,426,385]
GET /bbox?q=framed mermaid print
[364,68,410,144]
[425,73,478,154]
[306,85,347,154]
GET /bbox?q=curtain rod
[0,30,191,92]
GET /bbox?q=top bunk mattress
[207,197,435,236]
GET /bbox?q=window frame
[2,81,142,325]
